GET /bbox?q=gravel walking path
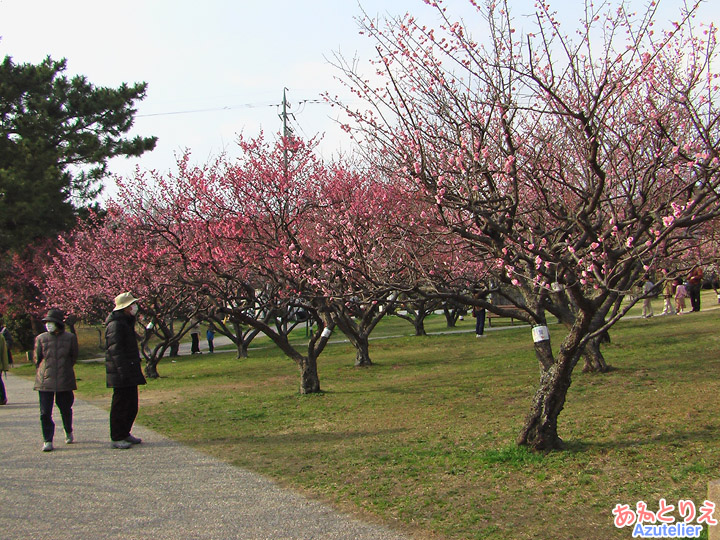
[0,373,411,540]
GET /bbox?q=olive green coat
[0,333,8,372]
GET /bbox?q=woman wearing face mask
[34,308,79,452]
[104,292,146,449]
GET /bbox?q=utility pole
[279,88,294,178]
[281,87,292,138]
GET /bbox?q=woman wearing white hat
[104,292,146,449]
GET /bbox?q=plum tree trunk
[391,310,428,336]
[144,357,160,379]
[518,323,585,451]
[352,335,372,367]
[331,310,375,367]
[516,356,573,450]
[300,354,321,394]
[582,337,609,373]
[142,340,167,379]
[443,306,460,327]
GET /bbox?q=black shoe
[111,440,132,449]
[125,434,142,445]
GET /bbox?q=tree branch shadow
[563,425,718,453]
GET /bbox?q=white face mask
[45,322,57,333]
[130,304,139,316]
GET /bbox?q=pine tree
[0,55,157,252]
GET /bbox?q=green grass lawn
[13,291,720,539]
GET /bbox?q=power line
[137,98,328,118]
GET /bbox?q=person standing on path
[190,317,202,354]
[33,308,79,452]
[0,330,9,405]
[688,266,703,312]
[661,270,676,316]
[675,278,688,314]
[472,288,487,338]
[206,324,215,353]
[105,292,146,449]
[1,320,14,366]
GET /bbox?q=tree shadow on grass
[202,428,408,446]
[563,425,718,454]
[326,378,480,397]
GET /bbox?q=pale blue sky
[0,0,718,195]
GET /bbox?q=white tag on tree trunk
[321,327,333,338]
[532,325,550,343]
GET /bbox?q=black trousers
[110,386,139,442]
[474,309,486,335]
[39,391,74,442]
[689,284,701,312]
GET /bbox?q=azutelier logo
[612,499,717,538]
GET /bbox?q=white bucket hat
[114,292,139,311]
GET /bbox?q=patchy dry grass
[13,294,720,539]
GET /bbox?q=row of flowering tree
[328,0,720,449]
[32,0,720,451]
[39,207,210,378]
[36,136,440,391]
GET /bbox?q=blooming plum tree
[38,210,205,378]
[332,0,720,449]
[386,295,443,336]
[108,148,339,393]
[210,135,417,368]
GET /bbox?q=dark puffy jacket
[34,331,78,392]
[105,311,147,388]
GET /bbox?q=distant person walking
[661,274,676,316]
[0,330,9,405]
[675,279,688,315]
[1,321,14,366]
[33,308,78,452]
[190,318,201,354]
[105,292,146,449]
[472,289,487,338]
[688,266,703,312]
[206,325,215,353]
